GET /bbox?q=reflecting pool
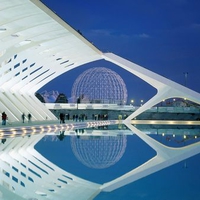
[35,124,200,200]
[0,122,200,200]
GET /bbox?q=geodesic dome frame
[71,67,128,104]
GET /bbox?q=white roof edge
[30,0,103,56]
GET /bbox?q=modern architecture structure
[0,0,200,200]
[71,67,128,104]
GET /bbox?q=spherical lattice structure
[70,135,127,169]
[71,67,128,104]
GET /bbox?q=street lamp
[131,99,134,105]
[140,99,144,106]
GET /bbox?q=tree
[35,92,45,103]
[55,93,68,103]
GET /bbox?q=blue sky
[39,0,200,105]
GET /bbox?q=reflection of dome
[70,135,127,169]
[71,67,128,104]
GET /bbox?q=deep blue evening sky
[39,0,200,105]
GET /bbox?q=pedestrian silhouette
[59,113,65,124]
[28,113,32,122]
[2,112,7,125]
[22,113,25,123]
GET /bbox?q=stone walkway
[0,119,68,128]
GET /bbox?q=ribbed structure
[0,135,101,200]
[0,0,102,122]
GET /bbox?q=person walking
[2,112,7,125]
[59,113,65,124]
[28,113,32,122]
[22,113,25,123]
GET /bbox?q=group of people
[72,114,87,122]
[58,112,109,123]
[21,113,32,123]
[59,113,88,123]
[92,114,108,120]
[1,112,32,125]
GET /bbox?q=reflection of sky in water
[35,126,200,200]
[36,134,155,183]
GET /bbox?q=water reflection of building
[0,123,200,200]
[70,135,127,169]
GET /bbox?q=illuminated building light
[0,132,4,136]
[47,129,52,133]
[21,133,26,137]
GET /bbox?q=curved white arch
[1,0,200,122]
[103,53,200,121]
[0,0,102,121]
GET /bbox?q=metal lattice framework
[1,0,200,200]
[71,67,128,104]
[70,135,127,169]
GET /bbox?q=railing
[44,103,200,113]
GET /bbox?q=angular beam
[103,53,200,120]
